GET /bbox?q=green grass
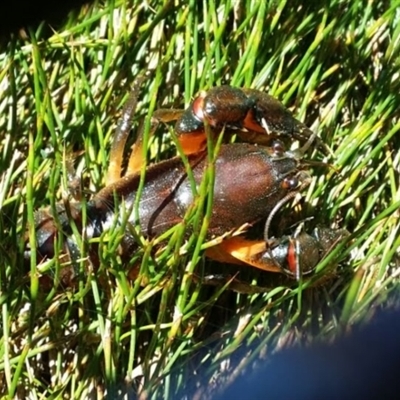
[1,0,400,398]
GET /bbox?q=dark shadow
[0,0,93,36]
[215,307,400,400]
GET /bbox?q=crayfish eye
[271,140,286,157]
[282,176,299,190]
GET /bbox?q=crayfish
[26,82,346,287]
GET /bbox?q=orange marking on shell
[178,131,207,155]
[286,239,298,275]
[243,111,265,133]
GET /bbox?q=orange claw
[174,86,329,155]
[206,237,282,273]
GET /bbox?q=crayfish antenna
[294,124,333,158]
[263,171,311,242]
[264,192,299,242]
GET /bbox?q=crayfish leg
[126,120,147,175]
[107,78,144,184]
[205,237,281,273]
[126,108,185,175]
[152,108,185,124]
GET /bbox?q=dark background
[0,0,90,36]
